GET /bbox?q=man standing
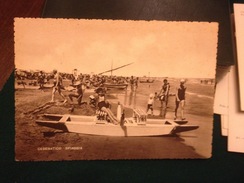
[37,70,45,90]
[158,79,170,118]
[71,69,79,85]
[130,76,135,91]
[175,79,186,120]
[51,69,67,103]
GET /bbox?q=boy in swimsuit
[147,93,154,115]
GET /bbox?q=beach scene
[14,18,218,160]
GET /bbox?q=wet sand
[15,79,213,161]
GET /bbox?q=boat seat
[137,122,146,125]
[96,109,108,121]
[96,121,106,124]
[133,108,147,122]
[60,114,70,122]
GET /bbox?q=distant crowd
[15,68,140,90]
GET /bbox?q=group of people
[146,78,186,120]
[51,69,92,110]
[50,69,187,123]
[50,69,119,124]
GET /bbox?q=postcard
[228,66,244,153]
[233,3,244,111]
[214,66,230,136]
[14,18,218,160]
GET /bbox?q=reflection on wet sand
[107,79,213,158]
[114,88,161,117]
[128,90,137,108]
[120,125,128,137]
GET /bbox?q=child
[147,93,154,115]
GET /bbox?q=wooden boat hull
[103,83,128,89]
[139,80,154,83]
[36,114,199,137]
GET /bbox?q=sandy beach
[15,78,214,161]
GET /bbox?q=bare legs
[68,94,82,105]
[160,100,167,118]
[51,87,67,103]
[101,107,118,124]
[175,100,185,120]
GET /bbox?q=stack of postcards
[214,3,244,153]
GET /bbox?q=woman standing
[174,79,186,120]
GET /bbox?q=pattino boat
[36,109,199,137]
[103,82,128,89]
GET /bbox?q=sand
[15,80,213,161]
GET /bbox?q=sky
[14,18,218,78]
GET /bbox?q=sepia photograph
[14,18,218,161]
